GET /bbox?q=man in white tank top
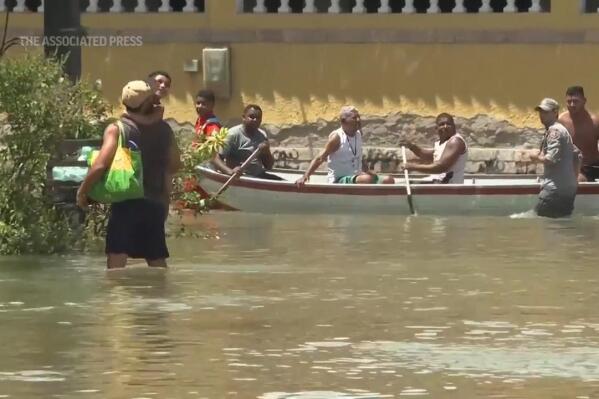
[401,113,468,184]
[296,106,394,186]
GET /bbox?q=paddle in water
[200,146,263,209]
[401,146,416,215]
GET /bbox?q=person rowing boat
[211,104,284,181]
[399,113,468,184]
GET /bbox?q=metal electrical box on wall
[202,48,231,99]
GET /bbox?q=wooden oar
[211,146,263,200]
[401,146,416,215]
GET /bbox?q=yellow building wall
[6,1,599,127]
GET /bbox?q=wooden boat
[196,165,599,216]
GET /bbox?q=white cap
[535,98,559,112]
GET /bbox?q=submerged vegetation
[0,52,226,253]
[0,54,110,254]
[174,128,228,212]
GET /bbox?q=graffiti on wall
[272,149,301,170]
[270,147,540,174]
[363,148,401,172]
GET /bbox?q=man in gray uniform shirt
[531,98,581,218]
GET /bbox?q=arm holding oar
[400,114,467,184]
[216,146,262,194]
[211,150,241,177]
[202,145,264,208]
[400,141,434,163]
[401,138,464,175]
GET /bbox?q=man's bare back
[558,110,599,181]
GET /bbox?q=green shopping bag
[87,121,144,203]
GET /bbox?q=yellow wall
[6,1,599,127]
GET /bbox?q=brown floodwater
[1,213,599,398]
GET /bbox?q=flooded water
[1,214,599,398]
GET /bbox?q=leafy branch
[172,128,228,213]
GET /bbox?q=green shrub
[173,127,227,213]
[0,53,110,254]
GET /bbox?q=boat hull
[196,166,599,216]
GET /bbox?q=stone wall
[170,113,546,175]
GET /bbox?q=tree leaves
[0,54,110,254]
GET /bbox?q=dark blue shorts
[106,198,169,260]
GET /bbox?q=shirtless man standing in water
[558,86,599,182]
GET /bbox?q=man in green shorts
[296,106,394,186]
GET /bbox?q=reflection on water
[260,391,394,399]
[1,214,599,398]
[355,341,599,380]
